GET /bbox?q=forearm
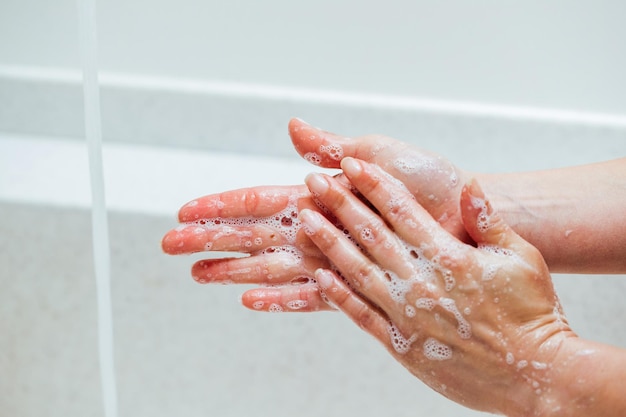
[475,158,626,274]
[536,337,626,417]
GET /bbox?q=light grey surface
[1,203,625,417]
[1,73,626,164]
[0,204,484,417]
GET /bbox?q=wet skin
[162,118,470,312]
[298,158,575,415]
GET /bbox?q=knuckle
[243,188,260,215]
[347,261,380,289]
[354,304,376,330]
[357,221,388,249]
[332,291,375,330]
[315,227,342,252]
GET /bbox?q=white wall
[1,0,625,114]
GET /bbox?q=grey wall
[1,0,625,113]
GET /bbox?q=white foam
[319,144,344,161]
[286,300,308,310]
[478,244,515,257]
[382,243,437,304]
[423,338,452,361]
[268,303,284,313]
[303,152,322,165]
[470,195,492,233]
[188,201,306,266]
[438,297,472,339]
[482,264,498,281]
[506,352,515,365]
[392,156,433,175]
[384,269,414,303]
[387,323,416,354]
[442,271,456,292]
[359,227,375,242]
[415,298,436,311]
[449,171,459,187]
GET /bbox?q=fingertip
[288,119,348,168]
[288,117,316,145]
[465,177,485,200]
[176,197,202,222]
[461,178,491,241]
[161,231,171,253]
[288,117,308,138]
[339,157,362,178]
[461,178,513,247]
[299,208,324,236]
[314,268,336,290]
[161,229,184,254]
[289,117,310,128]
[241,289,268,311]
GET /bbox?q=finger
[288,118,395,168]
[178,185,309,222]
[314,269,416,355]
[191,252,327,285]
[338,157,475,294]
[299,208,391,307]
[304,172,415,277]
[288,118,467,237]
[288,118,459,196]
[460,178,529,251]
[161,223,289,255]
[339,157,459,254]
[241,283,335,312]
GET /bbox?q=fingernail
[305,173,329,196]
[299,209,324,234]
[315,268,334,290]
[294,117,310,126]
[341,157,362,178]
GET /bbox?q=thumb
[460,178,526,250]
[288,118,349,168]
[288,118,394,169]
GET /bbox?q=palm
[162,119,469,311]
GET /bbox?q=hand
[289,118,470,239]
[298,157,575,416]
[162,119,470,312]
[161,185,334,311]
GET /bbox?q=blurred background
[1,1,625,416]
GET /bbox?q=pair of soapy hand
[162,118,572,416]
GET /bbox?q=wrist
[524,337,626,417]
[499,333,574,417]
